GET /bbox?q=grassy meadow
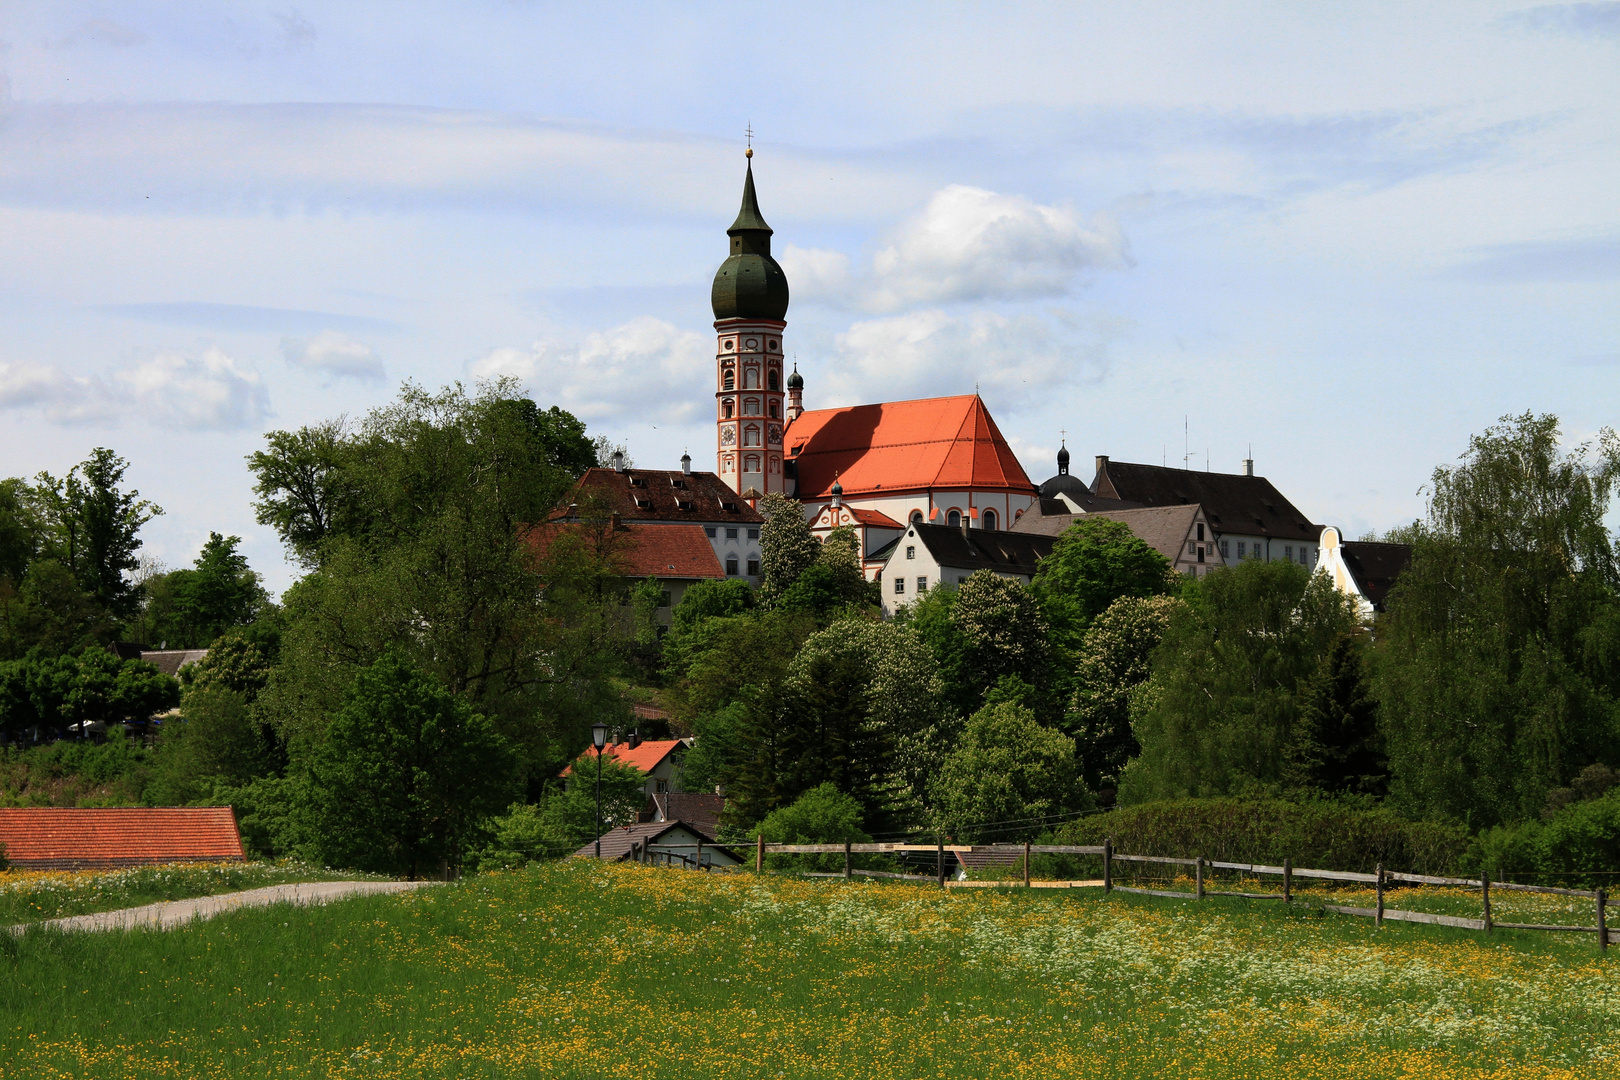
[2,860,1617,1079]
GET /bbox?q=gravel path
[10,880,440,935]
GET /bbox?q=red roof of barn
[784,395,1036,500]
[0,807,246,870]
[525,522,724,581]
[561,739,684,778]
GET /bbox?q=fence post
[1375,863,1385,928]
[1196,857,1205,900]
[1482,871,1493,934]
[1103,838,1113,893]
[1024,840,1031,888]
[756,834,764,874]
[1598,889,1608,954]
[844,840,853,881]
[696,838,704,872]
[937,837,946,890]
[1283,858,1292,904]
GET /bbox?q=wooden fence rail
[647,837,1616,952]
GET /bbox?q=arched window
[744,368,759,389]
[768,369,780,390]
[910,510,924,523]
[982,509,997,531]
[947,509,961,527]
[744,454,760,473]
[723,370,734,391]
[722,400,734,419]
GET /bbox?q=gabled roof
[902,522,1055,577]
[1092,459,1318,541]
[1011,503,1206,566]
[136,649,210,678]
[784,395,1037,500]
[814,505,905,529]
[562,739,685,778]
[648,792,727,830]
[552,468,763,524]
[0,807,245,870]
[1340,541,1412,611]
[573,819,723,861]
[526,522,725,582]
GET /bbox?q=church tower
[711,150,789,499]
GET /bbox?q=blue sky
[1,2,1617,595]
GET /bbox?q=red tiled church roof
[0,807,246,870]
[784,395,1036,500]
[525,522,724,581]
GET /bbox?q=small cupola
[830,476,843,509]
[1057,441,1070,476]
[680,451,691,476]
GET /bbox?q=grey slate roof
[907,522,1055,577]
[1092,459,1318,542]
[1011,504,1205,566]
[573,819,726,862]
[1340,541,1412,611]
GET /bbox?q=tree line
[3,392,1617,883]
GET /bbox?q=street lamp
[591,722,609,858]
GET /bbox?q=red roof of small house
[560,739,684,779]
[816,506,904,529]
[0,807,246,870]
[784,395,1036,500]
[525,522,724,581]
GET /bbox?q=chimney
[962,513,971,538]
[627,729,641,750]
[611,449,625,473]
[680,451,691,476]
[1095,454,1109,477]
[1243,458,1254,477]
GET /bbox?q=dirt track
[9,879,439,934]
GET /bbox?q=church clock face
[768,423,782,443]
[720,426,736,446]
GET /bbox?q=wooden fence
[631,836,1613,952]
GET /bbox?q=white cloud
[116,349,270,430]
[813,307,1120,408]
[0,348,268,429]
[779,244,855,304]
[281,330,385,381]
[0,362,116,424]
[782,187,1131,314]
[865,186,1130,311]
[47,19,146,49]
[472,316,711,423]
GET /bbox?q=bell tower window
[768,370,780,391]
[723,370,734,391]
[722,400,733,419]
[769,400,779,419]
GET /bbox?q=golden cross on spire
[1060,428,1067,444]
[745,123,754,159]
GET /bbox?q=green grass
[0,861,378,925]
[0,861,1615,1079]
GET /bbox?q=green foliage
[301,652,518,878]
[1121,559,1358,803]
[179,634,273,700]
[0,728,152,807]
[1053,796,1469,875]
[1471,773,1620,888]
[776,525,877,616]
[1031,516,1175,678]
[250,382,622,789]
[931,702,1090,843]
[0,651,179,741]
[30,448,163,622]
[1372,413,1620,827]
[1284,633,1387,796]
[131,534,267,649]
[472,754,650,869]
[892,582,975,719]
[950,571,1051,712]
[147,687,285,806]
[758,493,820,603]
[764,619,949,832]
[756,782,872,871]
[1065,593,1185,791]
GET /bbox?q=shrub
[1470,790,1620,889]
[757,783,872,872]
[1050,796,1468,875]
